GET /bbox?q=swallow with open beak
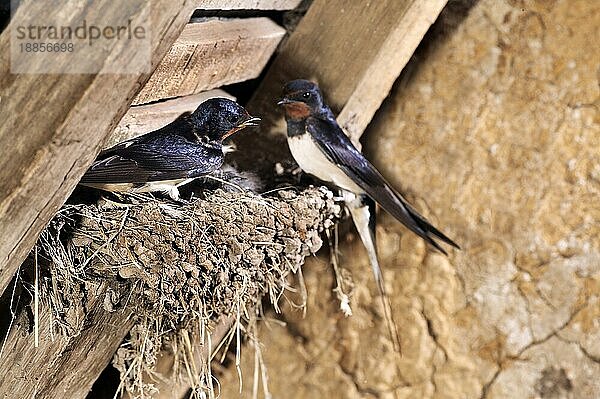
[80,98,260,201]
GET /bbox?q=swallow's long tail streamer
[347,193,402,353]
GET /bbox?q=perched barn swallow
[278,79,459,348]
[278,80,459,254]
[80,98,260,201]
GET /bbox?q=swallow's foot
[291,166,303,176]
[166,187,187,203]
[333,190,358,203]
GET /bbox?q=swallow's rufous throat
[278,79,459,349]
[80,98,260,201]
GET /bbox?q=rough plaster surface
[219,0,600,397]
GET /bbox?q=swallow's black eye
[302,92,311,99]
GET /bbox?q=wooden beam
[0,0,195,302]
[0,282,136,399]
[245,0,449,143]
[132,18,286,105]
[195,0,302,10]
[108,89,234,148]
[337,1,449,143]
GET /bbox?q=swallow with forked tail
[80,98,260,201]
[278,79,460,349]
[278,80,459,254]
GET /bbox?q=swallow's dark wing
[81,128,222,184]
[307,116,459,254]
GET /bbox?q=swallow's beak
[239,116,261,127]
[223,115,261,140]
[277,98,293,106]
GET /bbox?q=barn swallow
[278,80,459,254]
[80,98,260,201]
[278,80,459,348]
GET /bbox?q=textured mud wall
[219,0,600,398]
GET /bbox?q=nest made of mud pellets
[34,187,340,397]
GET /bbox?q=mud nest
[36,187,340,397]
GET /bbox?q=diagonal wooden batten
[337,1,450,144]
[0,282,136,398]
[132,18,286,105]
[237,0,448,165]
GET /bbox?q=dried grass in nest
[35,187,341,398]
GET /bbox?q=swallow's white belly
[82,178,194,193]
[287,133,363,193]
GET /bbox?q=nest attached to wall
[36,186,340,398]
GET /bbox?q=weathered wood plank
[132,18,286,105]
[108,89,234,148]
[0,1,196,297]
[245,0,449,143]
[195,0,302,10]
[337,1,449,143]
[0,282,136,399]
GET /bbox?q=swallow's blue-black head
[190,98,260,142]
[277,79,324,120]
